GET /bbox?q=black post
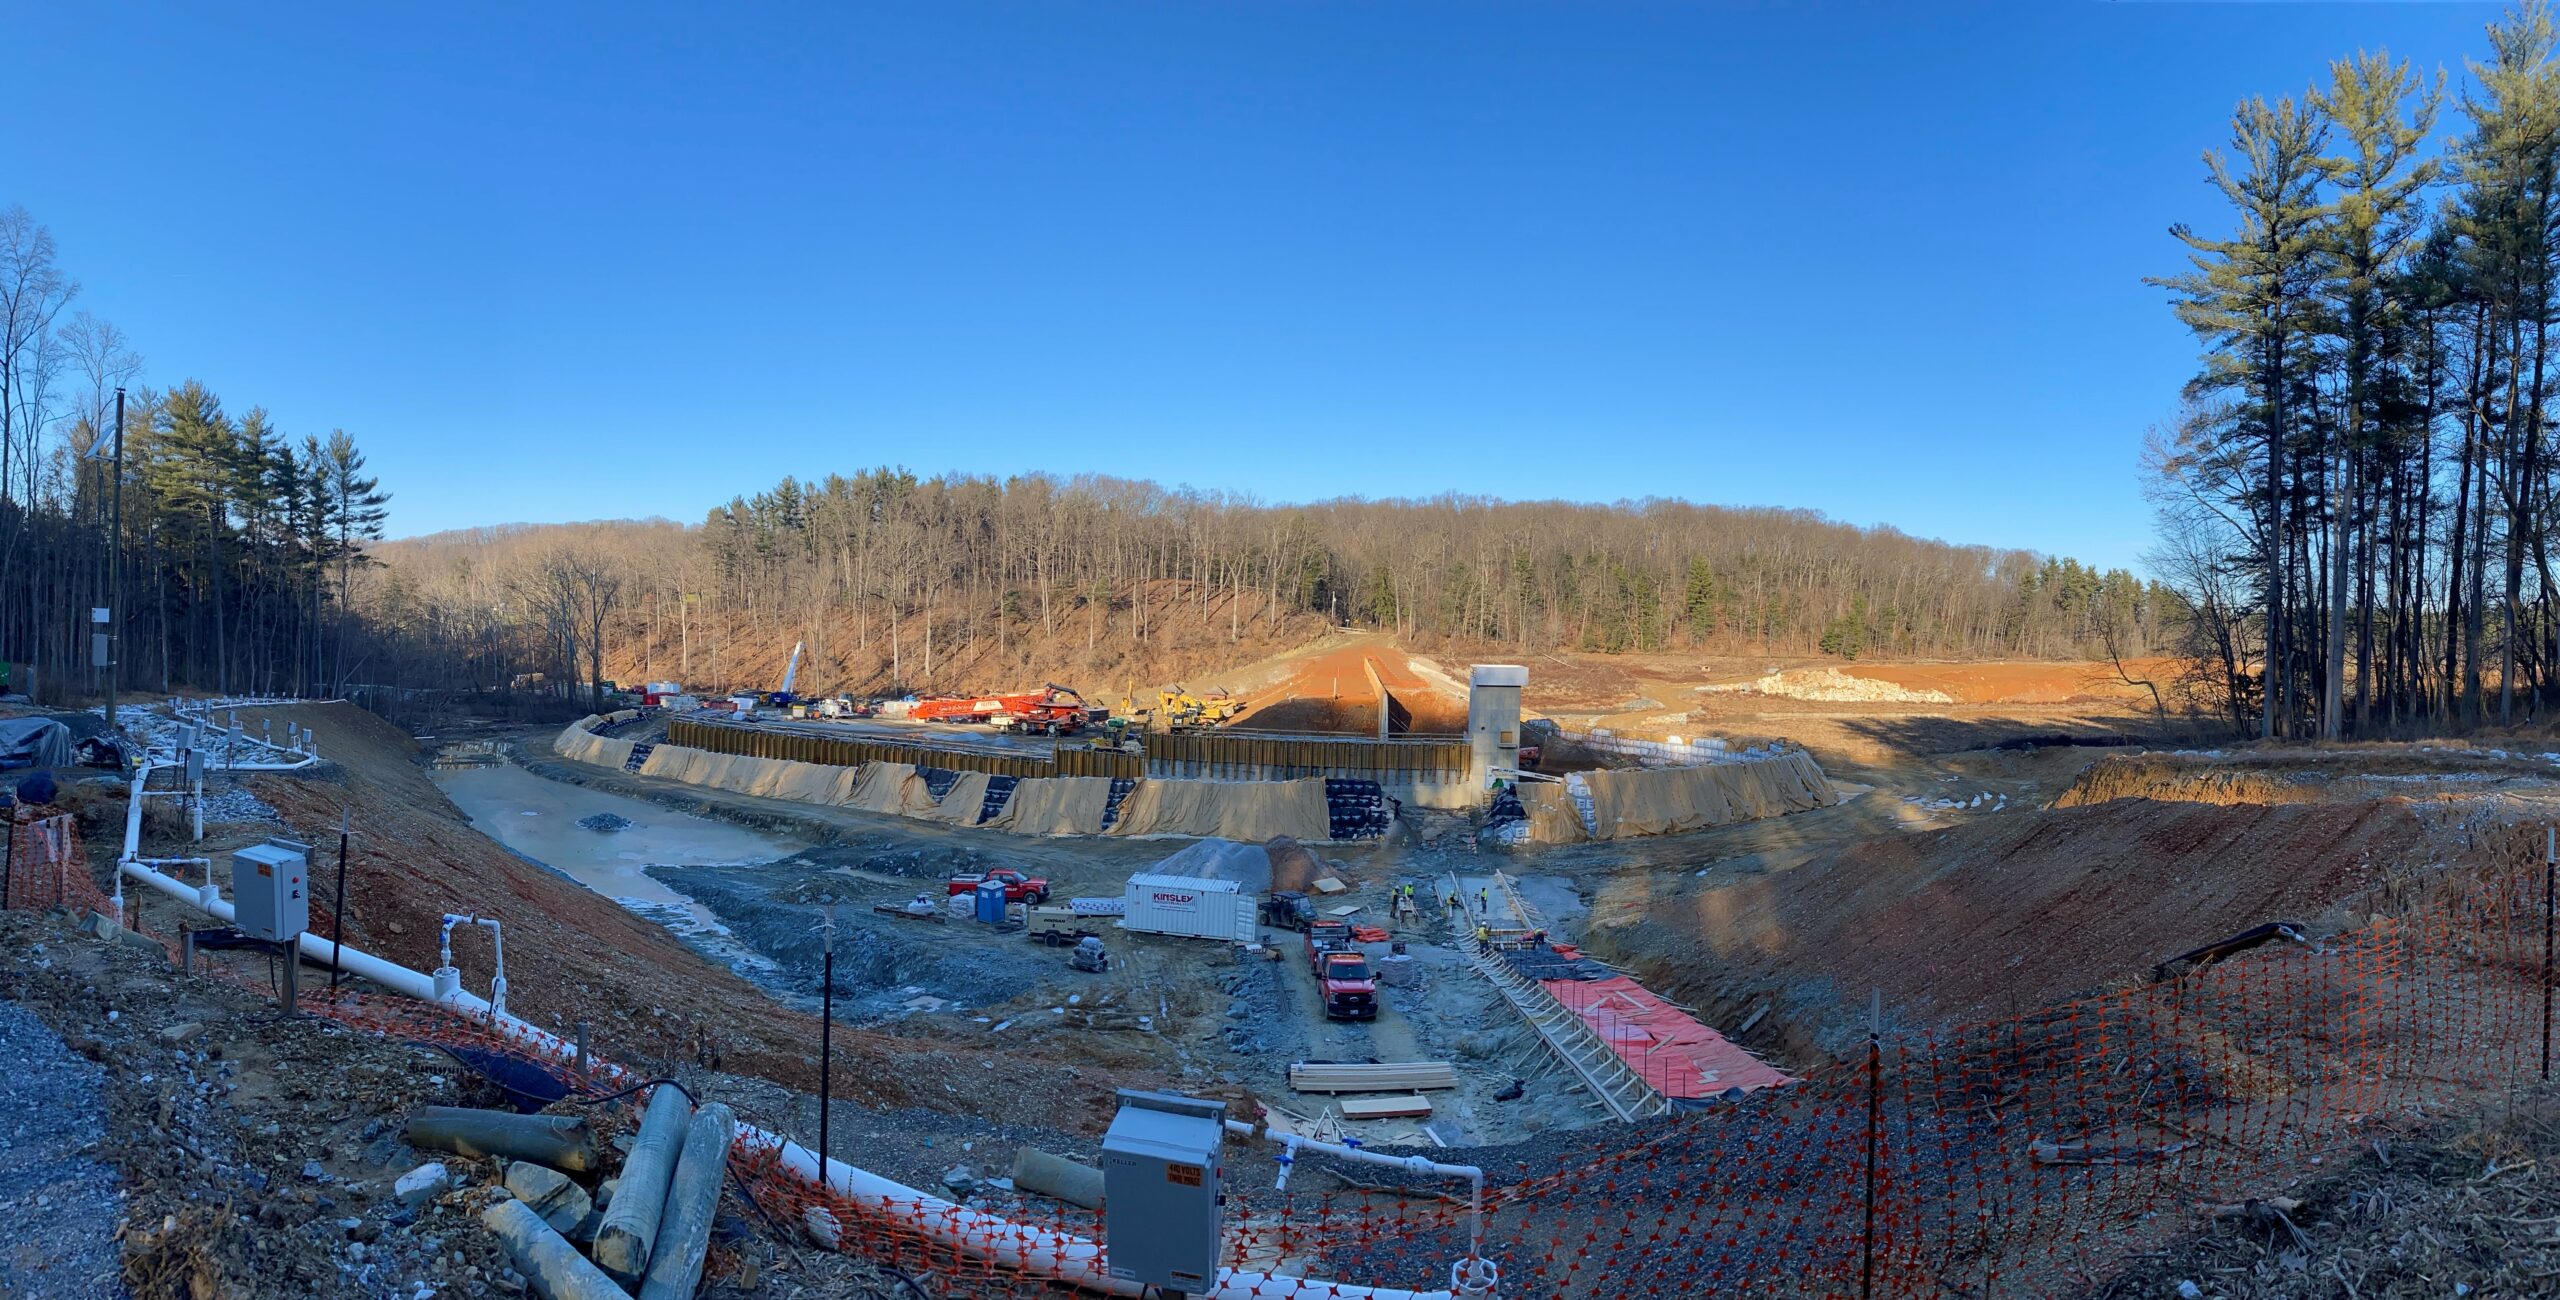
[2,810,14,911]
[2543,826,2554,1083]
[818,904,835,1192]
[330,809,351,992]
[105,387,122,733]
[1862,987,1882,1300]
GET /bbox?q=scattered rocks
[393,1161,452,1208]
[502,1160,592,1234]
[576,812,634,832]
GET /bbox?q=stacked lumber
[1287,1061,1461,1094]
[1339,1094,1433,1120]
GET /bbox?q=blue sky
[7,2,2508,572]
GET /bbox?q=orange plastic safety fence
[33,804,2560,1298]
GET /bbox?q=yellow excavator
[1113,684,1248,732]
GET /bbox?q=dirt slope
[190,703,1150,1132]
[1581,796,2444,1062]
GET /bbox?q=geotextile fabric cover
[985,776,1114,836]
[552,717,635,771]
[923,770,993,826]
[1582,750,1838,840]
[846,762,939,816]
[1107,777,1331,842]
[1520,782,1590,844]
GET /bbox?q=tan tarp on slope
[553,717,636,771]
[632,745,858,805]
[922,771,993,826]
[985,776,1114,836]
[1108,778,1331,842]
[846,762,941,816]
[1583,750,1839,840]
[1520,783,1590,844]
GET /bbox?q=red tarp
[1539,976,1795,1099]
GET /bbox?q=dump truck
[1303,920,1378,1019]
[947,868,1050,904]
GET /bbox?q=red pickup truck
[1303,921,1379,1019]
[946,868,1051,904]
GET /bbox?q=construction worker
[1478,887,1490,915]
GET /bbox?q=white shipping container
[1118,873,1254,943]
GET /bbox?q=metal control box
[230,839,312,943]
[1101,1090,1226,1292]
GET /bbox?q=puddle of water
[431,763,807,942]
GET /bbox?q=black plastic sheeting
[1483,786,1526,827]
[1098,777,1139,829]
[916,765,965,802]
[1499,947,1612,982]
[978,774,1019,824]
[1324,778,1395,840]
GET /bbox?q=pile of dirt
[178,703,1156,1135]
[1225,642,1469,734]
[2055,747,2560,809]
[1700,667,1958,704]
[1581,796,2445,1061]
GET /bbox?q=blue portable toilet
[975,877,1008,924]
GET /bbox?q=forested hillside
[0,204,389,705]
[2152,4,2560,737]
[368,470,2171,703]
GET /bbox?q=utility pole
[105,387,123,733]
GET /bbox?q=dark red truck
[1303,920,1379,1019]
[946,868,1051,904]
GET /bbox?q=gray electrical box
[230,839,312,943]
[1101,1090,1226,1293]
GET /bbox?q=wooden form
[1287,1061,1462,1094]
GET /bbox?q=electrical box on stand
[230,839,311,943]
[1102,1089,1226,1293]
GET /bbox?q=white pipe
[1271,1133,1486,1264]
[440,914,508,1017]
[114,771,1462,1299]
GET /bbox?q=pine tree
[2153,94,2332,738]
[2313,50,2441,737]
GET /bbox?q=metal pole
[330,809,351,991]
[280,939,299,1017]
[2543,826,2554,1083]
[819,903,835,1193]
[1,810,13,911]
[1861,987,1882,1300]
[105,387,122,733]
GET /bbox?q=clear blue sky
[9,2,2509,572]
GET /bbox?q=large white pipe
[114,768,1467,1299]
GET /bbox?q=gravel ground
[0,996,126,1299]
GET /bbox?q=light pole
[104,387,123,732]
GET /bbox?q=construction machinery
[1303,922,1379,1020]
[760,641,806,708]
[1112,685,1249,733]
[908,684,1092,734]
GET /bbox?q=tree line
[2153,2,2560,737]
[0,203,388,704]
[369,468,2170,704]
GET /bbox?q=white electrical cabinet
[1102,1090,1227,1293]
[230,839,311,943]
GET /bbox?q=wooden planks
[1287,1062,1461,1094]
[1338,1094,1433,1120]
